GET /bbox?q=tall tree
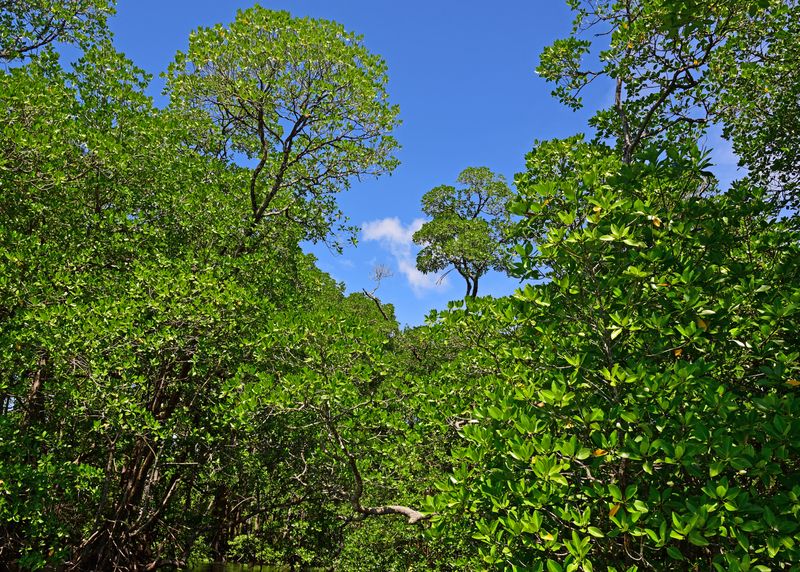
[0,6,407,570]
[427,1,800,569]
[413,167,512,297]
[713,0,800,212]
[165,7,400,246]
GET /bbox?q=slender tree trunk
[209,484,231,561]
[464,276,479,298]
[22,353,47,428]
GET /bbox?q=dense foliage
[0,4,429,570]
[426,0,800,569]
[429,148,800,571]
[1,0,798,571]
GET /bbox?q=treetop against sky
[109,0,742,325]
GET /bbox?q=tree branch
[359,505,428,524]
[322,402,430,525]
[362,288,390,322]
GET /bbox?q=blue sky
[108,1,739,326]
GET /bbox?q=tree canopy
[165,6,400,245]
[538,0,800,179]
[425,0,800,569]
[0,0,113,61]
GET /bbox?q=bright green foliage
[3,1,800,570]
[512,135,619,248]
[0,41,257,568]
[538,0,798,166]
[414,167,513,297]
[165,6,400,244]
[0,0,114,61]
[430,145,800,569]
[427,1,800,568]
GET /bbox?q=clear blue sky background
[108,1,739,326]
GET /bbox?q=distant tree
[413,167,512,297]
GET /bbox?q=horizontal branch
[360,505,429,524]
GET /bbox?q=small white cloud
[362,217,424,245]
[361,217,447,295]
[398,259,442,291]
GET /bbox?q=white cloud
[362,217,424,244]
[398,259,442,291]
[361,217,448,295]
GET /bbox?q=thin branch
[362,288,390,322]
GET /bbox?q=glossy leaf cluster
[431,145,800,570]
